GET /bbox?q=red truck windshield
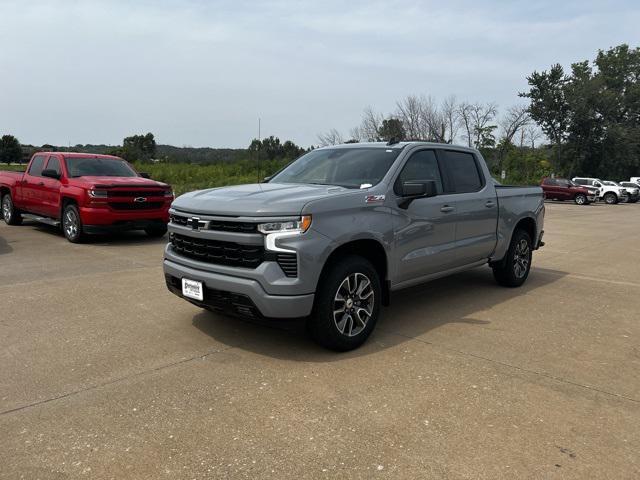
[66,157,138,178]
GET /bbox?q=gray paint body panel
[163,142,544,318]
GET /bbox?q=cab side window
[395,150,443,195]
[28,155,46,176]
[46,156,62,177]
[444,150,483,193]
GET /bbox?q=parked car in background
[572,177,629,204]
[540,177,598,205]
[616,182,640,203]
[164,142,544,351]
[0,152,173,242]
[603,180,638,203]
[630,177,640,185]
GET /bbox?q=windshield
[65,157,138,178]
[269,147,402,188]
[603,181,620,186]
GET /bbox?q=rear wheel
[144,224,168,238]
[2,193,22,225]
[492,229,532,288]
[308,255,381,351]
[62,204,84,243]
[574,193,587,205]
[604,192,618,205]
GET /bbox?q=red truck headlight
[88,189,108,198]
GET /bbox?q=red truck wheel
[62,204,85,243]
[2,194,23,225]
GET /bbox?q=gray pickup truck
[164,142,544,350]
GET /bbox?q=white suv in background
[572,177,629,204]
[619,181,640,203]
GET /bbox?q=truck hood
[70,176,169,189]
[172,183,351,216]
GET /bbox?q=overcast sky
[1,0,638,148]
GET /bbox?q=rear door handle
[485,200,496,208]
[38,182,45,186]
[440,205,455,213]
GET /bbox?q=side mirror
[139,172,151,179]
[398,180,437,209]
[41,169,61,180]
[262,175,272,183]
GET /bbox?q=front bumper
[163,259,315,319]
[79,204,171,226]
[84,219,166,234]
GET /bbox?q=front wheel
[492,229,532,288]
[574,194,587,205]
[307,255,381,351]
[604,192,618,205]
[2,194,22,225]
[62,204,84,243]
[144,224,168,238]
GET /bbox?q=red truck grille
[108,190,166,197]
[109,202,165,210]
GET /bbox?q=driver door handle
[440,205,455,213]
[485,200,496,208]
[38,182,45,186]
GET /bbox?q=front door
[21,154,48,214]
[392,149,457,285]
[40,155,63,218]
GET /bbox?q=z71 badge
[365,195,386,203]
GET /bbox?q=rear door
[392,148,457,284]
[21,155,47,214]
[440,149,498,266]
[40,155,64,218]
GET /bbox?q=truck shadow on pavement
[25,220,168,246]
[191,266,568,362]
[0,234,12,255]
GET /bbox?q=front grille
[109,202,164,210]
[276,253,297,277]
[170,233,264,268]
[108,190,166,197]
[171,214,257,233]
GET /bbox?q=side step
[22,214,61,227]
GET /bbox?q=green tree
[0,135,22,164]
[377,118,406,141]
[519,64,570,170]
[122,132,156,162]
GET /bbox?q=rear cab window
[442,150,484,193]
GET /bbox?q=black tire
[1,193,22,225]
[62,204,84,243]
[492,229,532,288]
[144,224,168,237]
[574,194,587,205]
[604,192,618,205]
[307,255,381,351]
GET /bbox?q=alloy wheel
[64,209,79,239]
[333,272,375,337]
[2,196,11,222]
[513,238,530,279]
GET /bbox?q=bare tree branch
[317,128,344,147]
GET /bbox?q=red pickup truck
[0,152,173,242]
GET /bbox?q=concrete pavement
[1,202,639,479]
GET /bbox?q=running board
[22,214,61,227]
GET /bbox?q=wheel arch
[318,238,390,306]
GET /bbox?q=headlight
[258,215,312,234]
[164,189,174,198]
[88,189,108,198]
